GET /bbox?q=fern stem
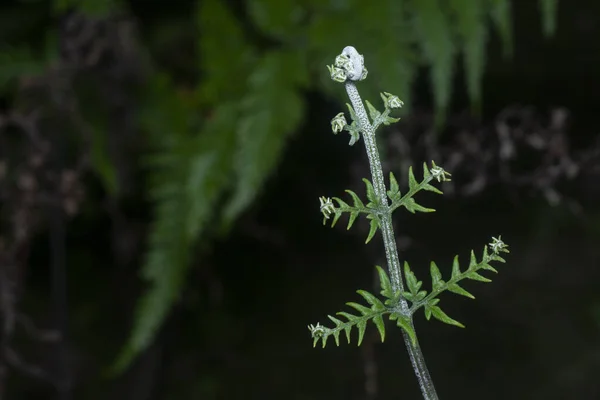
[344,81,439,400]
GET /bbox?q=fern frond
[488,0,514,58]
[539,0,559,38]
[309,266,416,347]
[366,0,417,108]
[112,76,237,373]
[410,0,455,126]
[323,178,384,243]
[404,237,510,328]
[389,162,448,214]
[448,0,486,114]
[222,50,307,228]
[197,0,256,104]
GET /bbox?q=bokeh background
[1,0,599,399]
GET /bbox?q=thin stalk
[344,81,439,400]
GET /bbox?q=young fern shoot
[308,46,510,400]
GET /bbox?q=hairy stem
[344,81,439,400]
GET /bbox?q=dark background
[1,0,600,399]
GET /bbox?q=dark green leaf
[394,314,417,346]
[403,198,435,214]
[408,166,418,191]
[357,290,385,310]
[346,103,358,123]
[372,314,386,342]
[330,211,342,227]
[247,0,305,41]
[357,320,367,346]
[113,91,237,373]
[365,218,379,244]
[430,305,465,328]
[382,115,401,125]
[346,302,371,316]
[387,172,400,199]
[448,283,475,299]
[348,128,361,146]
[411,0,455,125]
[422,183,443,194]
[404,261,422,294]
[489,0,514,58]
[332,197,349,208]
[469,250,478,270]
[338,311,357,322]
[347,211,359,230]
[480,264,498,273]
[365,100,381,121]
[197,0,256,103]
[375,265,394,299]
[448,0,486,113]
[327,315,343,326]
[451,255,461,279]
[466,271,492,283]
[539,0,558,38]
[430,261,444,290]
[223,50,305,227]
[424,304,433,320]
[346,190,365,208]
[362,178,378,206]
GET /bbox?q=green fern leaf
[403,198,436,214]
[309,283,395,348]
[345,190,366,209]
[430,261,444,290]
[451,255,462,279]
[539,0,559,38]
[112,76,236,373]
[362,178,378,207]
[347,302,373,316]
[365,217,380,243]
[407,166,419,191]
[489,0,514,58]
[197,0,256,104]
[466,271,492,282]
[347,211,359,230]
[447,283,475,299]
[407,239,509,322]
[387,172,401,200]
[354,0,417,107]
[375,265,394,299]
[391,314,417,345]
[365,100,381,122]
[469,250,478,269]
[356,320,368,345]
[247,0,304,41]
[223,50,308,228]
[448,0,486,114]
[429,304,465,328]
[372,314,386,342]
[357,289,386,311]
[404,261,422,295]
[410,0,455,125]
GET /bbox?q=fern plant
[308,46,510,399]
[106,0,556,371]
